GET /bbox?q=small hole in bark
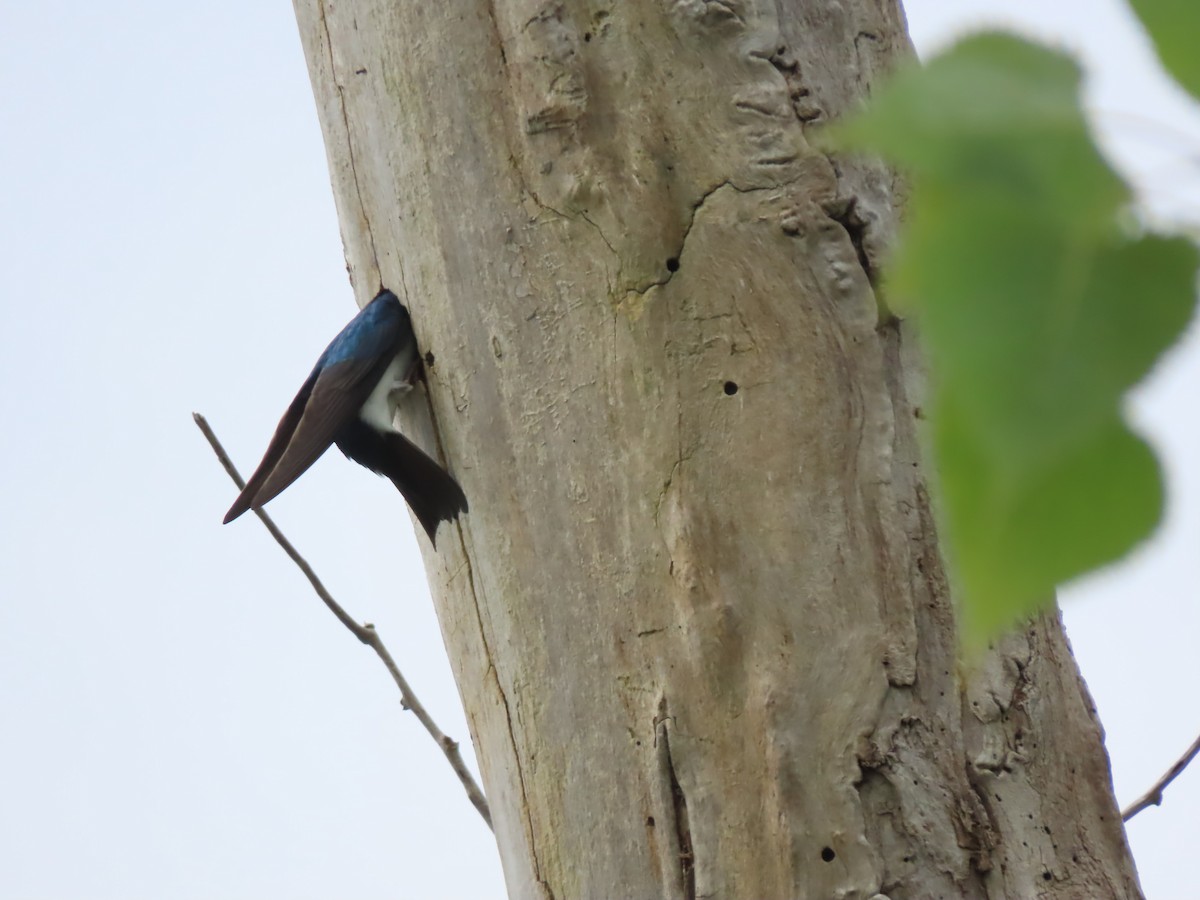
[666,257,680,272]
[1042,872,1052,882]
[820,847,836,862]
[424,351,436,367]
[584,31,592,42]
[723,381,738,395]
[646,816,655,827]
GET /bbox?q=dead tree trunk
[291,1,1142,896]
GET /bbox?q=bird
[223,288,468,547]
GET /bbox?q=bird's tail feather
[334,420,468,548]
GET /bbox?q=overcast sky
[1,1,1196,898]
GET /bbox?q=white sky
[0,2,1195,898]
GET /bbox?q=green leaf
[1128,0,1200,100]
[937,398,1164,639]
[828,33,1200,645]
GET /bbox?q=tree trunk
[291,1,1142,896]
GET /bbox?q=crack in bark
[481,0,510,68]
[525,186,620,270]
[455,528,556,900]
[509,171,623,297]
[625,179,765,298]
[577,208,617,258]
[316,0,379,281]
[656,700,696,900]
[822,195,877,288]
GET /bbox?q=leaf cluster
[829,19,1199,645]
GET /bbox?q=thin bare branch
[193,412,492,830]
[1121,730,1200,822]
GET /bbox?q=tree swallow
[223,288,468,546]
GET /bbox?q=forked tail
[334,419,468,547]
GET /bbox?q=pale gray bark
[291,1,1142,897]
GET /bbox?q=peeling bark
[291,1,1143,896]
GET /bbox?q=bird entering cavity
[223,288,468,547]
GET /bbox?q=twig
[1121,730,1200,822]
[192,412,492,830]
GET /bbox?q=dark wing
[335,418,468,547]
[223,367,322,523]
[222,289,406,524]
[242,351,396,514]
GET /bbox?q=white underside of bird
[359,350,416,432]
